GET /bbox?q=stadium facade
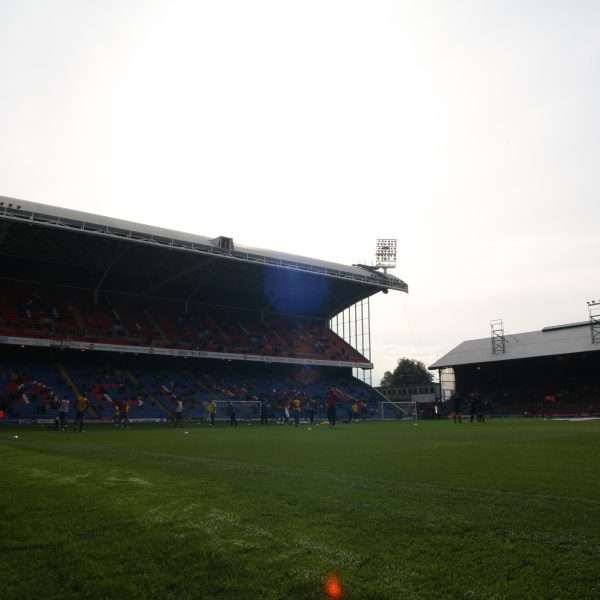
[0,196,408,422]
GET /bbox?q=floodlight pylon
[587,300,600,345]
[490,319,506,354]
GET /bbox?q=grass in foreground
[1,419,600,600]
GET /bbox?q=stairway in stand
[126,370,173,418]
[56,363,99,418]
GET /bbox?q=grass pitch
[1,419,600,600]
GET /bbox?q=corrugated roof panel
[429,323,599,369]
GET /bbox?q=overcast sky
[1,1,599,383]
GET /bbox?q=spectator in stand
[73,393,90,432]
[58,396,70,430]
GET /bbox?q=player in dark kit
[469,392,478,423]
[477,394,486,422]
[452,393,463,424]
[306,399,315,425]
[326,389,337,427]
[228,401,237,427]
[260,399,270,425]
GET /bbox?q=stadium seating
[0,359,73,420]
[0,349,380,422]
[0,282,368,364]
[482,384,600,417]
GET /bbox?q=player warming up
[74,393,90,432]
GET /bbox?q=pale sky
[1,1,599,384]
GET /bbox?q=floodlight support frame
[490,319,506,354]
[588,300,600,345]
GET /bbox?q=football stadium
[2,197,600,600]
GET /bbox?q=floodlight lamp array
[376,239,397,270]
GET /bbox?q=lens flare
[325,574,343,599]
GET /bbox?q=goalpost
[379,400,418,421]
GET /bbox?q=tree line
[380,358,433,387]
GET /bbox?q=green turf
[1,419,600,599]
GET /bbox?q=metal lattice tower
[490,319,506,354]
[587,300,600,344]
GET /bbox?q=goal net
[379,401,418,421]
[214,400,262,421]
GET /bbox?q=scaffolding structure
[329,297,372,385]
[588,300,600,345]
[490,319,506,354]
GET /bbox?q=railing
[0,335,374,369]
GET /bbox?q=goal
[379,400,418,421]
[214,400,262,421]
